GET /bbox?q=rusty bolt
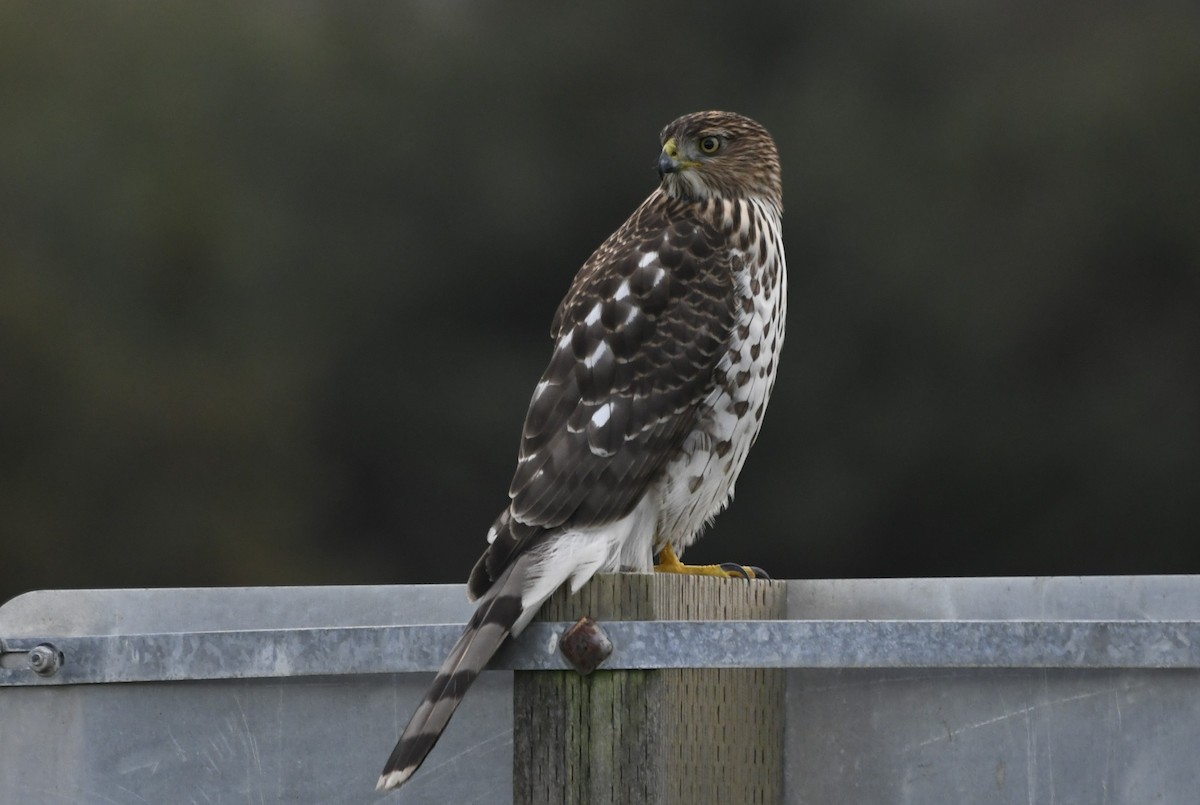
[558,617,613,676]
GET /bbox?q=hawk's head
[657,111,782,206]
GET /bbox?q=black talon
[747,566,772,580]
[719,562,752,580]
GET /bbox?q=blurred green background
[2,2,1198,604]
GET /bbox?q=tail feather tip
[376,768,412,792]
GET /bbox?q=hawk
[378,110,786,791]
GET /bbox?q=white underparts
[654,197,786,555]
[513,494,658,634]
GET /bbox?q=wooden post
[513,573,787,805]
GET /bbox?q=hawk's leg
[653,544,768,580]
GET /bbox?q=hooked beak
[658,136,685,178]
[658,150,681,177]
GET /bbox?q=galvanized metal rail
[4,579,1200,804]
[4,618,1200,686]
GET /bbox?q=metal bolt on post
[28,644,63,678]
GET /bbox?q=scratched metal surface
[0,585,504,805]
[0,673,511,805]
[786,667,1198,804]
[3,578,1200,804]
[782,576,1200,804]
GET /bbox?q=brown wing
[467,192,735,591]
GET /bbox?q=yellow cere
[662,137,702,169]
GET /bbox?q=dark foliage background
[2,2,1198,603]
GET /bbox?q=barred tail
[376,562,526,791]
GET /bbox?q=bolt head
[559,617,613,676]
[29,644,63,678]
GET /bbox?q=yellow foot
[653,544,769,580]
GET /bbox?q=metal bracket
[4,619,1200,687]
[0,640,63,678]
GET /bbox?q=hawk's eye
[698,136,721,154]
